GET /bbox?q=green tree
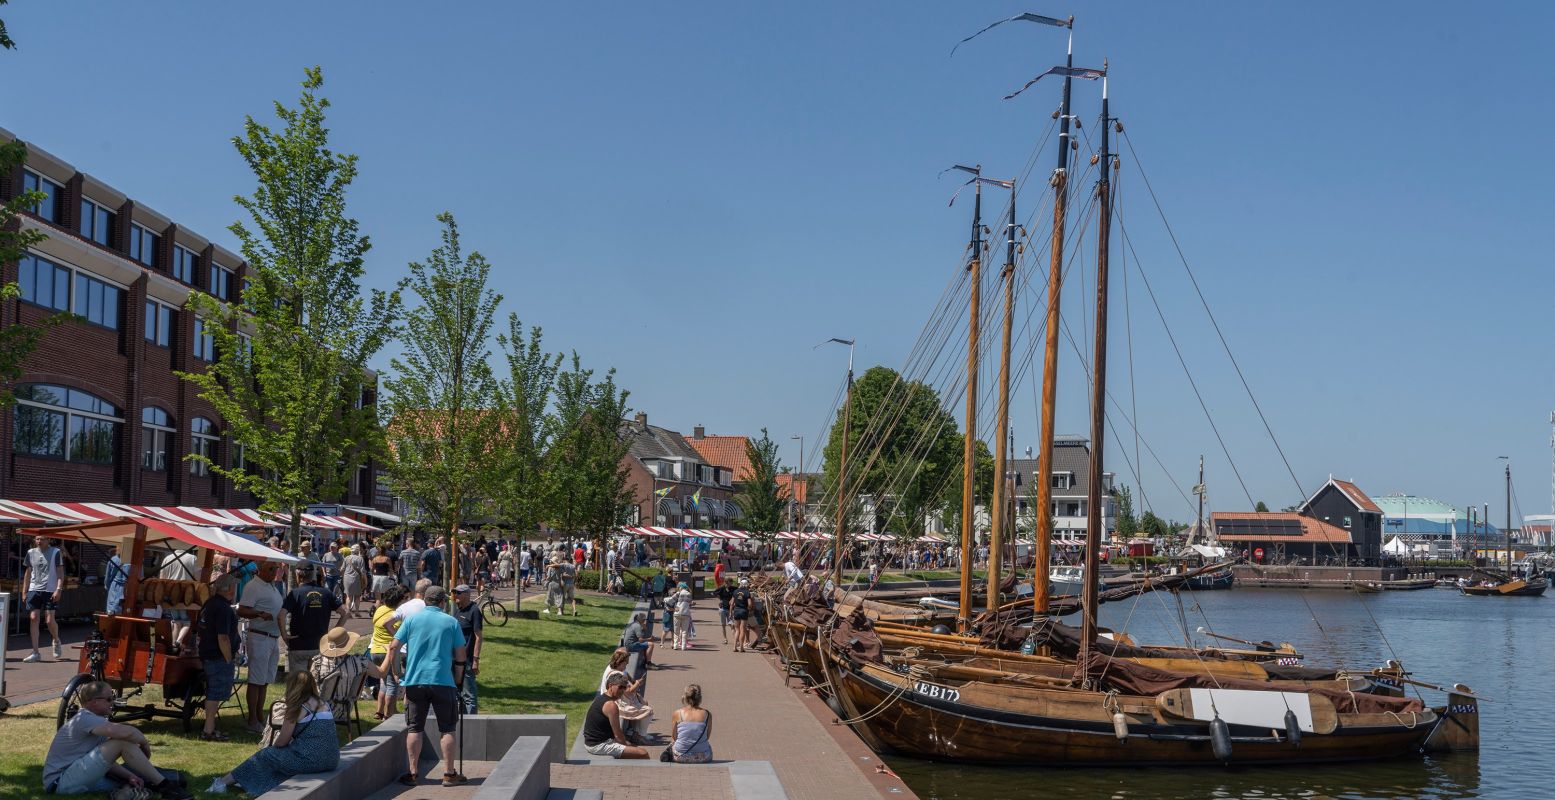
[819,366,963,538]
[737,428,785,539]
[182,67,399,548]
[545,356,635,542]
[938,438,994,538]
[1254,500,1270,513]
[0,139,57,407]
[0,0,15,51]
[383,212,501,584]
[1139,510,1170,540]
[1115,485,1138,538]
[487,316,563,537]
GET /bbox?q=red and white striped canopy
[117,505,279,529]
[23,515,301,563]
[275,512,383,533]
[0,500,121,524]
[619,526,757,540]
[0,500,378,533]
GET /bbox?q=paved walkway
[603,595,905,800]
[550,763,737,800]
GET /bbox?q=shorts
[204,658,236,702]
[25,590,56,611]
[625,641,650,654]
[52,743,114,794]
[585,739,627,757]
[371,575,396,594]
[370,652,400,698]
[519,568,531,580]
[287,648,319,678]
[732,608,749,621]
[404,684,458,734]
[246,632,280,684]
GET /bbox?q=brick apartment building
[0,129,383,513]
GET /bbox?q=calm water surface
[887,588,1552,799]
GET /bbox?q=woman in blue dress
[207,670,339,794]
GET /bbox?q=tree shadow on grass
[481,681,598,708]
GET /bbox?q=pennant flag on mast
[948,176,1015,207]
[951,12,1071,56]
[1004,65,1106,100]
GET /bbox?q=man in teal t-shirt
[388,586,467,785]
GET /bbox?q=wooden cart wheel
[57,673,92,730]
[179,671,207,733]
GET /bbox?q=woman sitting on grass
[207,671,338,795]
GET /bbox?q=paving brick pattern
[628,598,885,800]
[549,763,736,800]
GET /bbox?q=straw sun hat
[318,626,361,658]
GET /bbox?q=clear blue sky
[5,2,1553,525]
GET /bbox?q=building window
[73,273,122,330]
[17,254,71,312]
[141,407,173,471]
[13,383,121,464]
[1052,474,1069,490]
[129,224,159,267]
[232,442,247,473]
[209,264,233,301]
[235,332,252,364]
[192,318,215,361]
[80,198,115,246]
[22,170,62,222]
[144,300,174,347]
[191,417,218,476]
[171,245,197,284]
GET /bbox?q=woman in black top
[729,580,752,653]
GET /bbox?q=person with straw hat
[308,625,391,723]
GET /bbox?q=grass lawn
[0,594,634,798]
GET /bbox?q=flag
[1004,66,1106,101]
[948,176,1015,207]
[691,488,702,511]
[654,486,672,499]
[951,12,1071,57]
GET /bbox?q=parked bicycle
[477,586,509,626]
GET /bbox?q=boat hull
[831,659,1438,766]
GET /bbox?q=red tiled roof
[776,473,809,503]
[684,435,754,481]
[1211,512,1352,544]
[1331,479,1382,513]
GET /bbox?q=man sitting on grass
[43,680,193,799]
[582,673,650,759]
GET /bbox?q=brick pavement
[626,595,896,800]
[549,763,737,800]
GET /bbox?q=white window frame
[141,407,174,471]
[191,417,219,476]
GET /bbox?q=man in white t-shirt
[783,560,803,586]
[237,561,287,733]
[21,534,65,662]
[386,578,432,634]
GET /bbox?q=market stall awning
[115,505,280,529]
[341,505,403,525]
[273,512,383,533]
[23,516,301,563]
[0,500,121,524]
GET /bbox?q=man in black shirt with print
[282,566,345,676]
[450,584,483,713]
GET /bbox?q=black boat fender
[1210,717,1233,761]
[1284,709,1302,747]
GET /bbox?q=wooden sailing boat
[814,24,1483,763]
[1461,460,1546,596]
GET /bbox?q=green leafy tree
[1254,500,1270,513]
[487,317,563,537]
[0,139,58,407]
[1139,510,1170,540]
[0,0,14,51]
[383,212,501,584]
[182,67,400,548]
[737,428,785,540]
[938,438,994,538]
[819,366,963,538]
[1115,485,1138,538]
[545,356,635,542]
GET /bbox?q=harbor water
[888,587,1552,799]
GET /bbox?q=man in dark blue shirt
[281,566,344,676]
[198,574,240,740]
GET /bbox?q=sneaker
[206,778,229,795]
[110,787,154,800]
[22,652,40,663]
[52,643,63,660]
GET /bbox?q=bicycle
[476,586,509,626]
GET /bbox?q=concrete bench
[545,790,604,800]
[255,714,568,800]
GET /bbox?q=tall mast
[1032,18,1077,614]
[1196,455,1206,541]
[832,340,855,587]
[957,172,985,633]
[987,180,1018,613]
[1505,459,1512,575]
[1078,65,1113,679]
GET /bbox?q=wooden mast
[1032,19,1076,614]
[987,181,1017,613]
[1079,65,1113,678]
[1505,460,1512,576]
[957,171,985,633]
[833,342,854,587]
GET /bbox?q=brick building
[619,413,739,529]
[0,129,384,513]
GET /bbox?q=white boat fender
[1112,712,1129,742]
[1210,717,1233,762]
[1284,709,1302,747]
